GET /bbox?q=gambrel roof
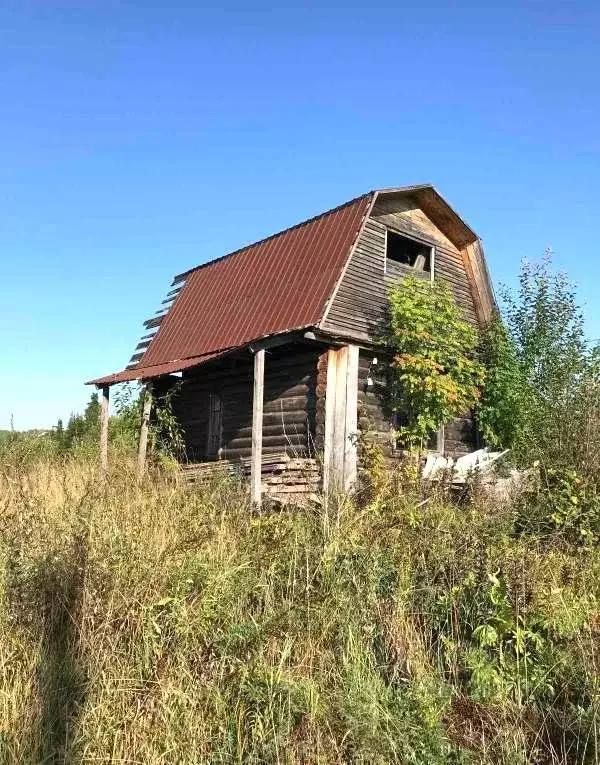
[88,185,493,386]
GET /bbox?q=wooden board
[182,454,322,503]
[100,386,109,477]
[323,344,359,493]
[137,383,153,480]
[250,349,265,506]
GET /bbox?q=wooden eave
[373,186,478,250]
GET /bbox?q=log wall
[172,344,321,462]
[356,350,476,463]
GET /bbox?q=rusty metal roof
[88,192,372,385]
[87,184,484,386]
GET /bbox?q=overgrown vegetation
[0,382,185,467]
[1,256,599,763]
[478,255,600,470]
[383,276,485,450]
[384,258,600,480]
[1,452,599,763]
[475,313,526,451]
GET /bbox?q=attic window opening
[385,231,432,274]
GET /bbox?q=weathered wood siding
[172,345,320,462]
[315,349,329,452]
[357,350,476,461]
[322,195,478,341]
[357,351,395,459]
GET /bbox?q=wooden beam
[322,348,338,495]
[322,345,360,495]
[137,382,153,481]
[344,345,359,489]
[248,329,322,353]
[100,385,109,478]
[332,346,348,488]
[250,348,265,508]
[470,240,496,321]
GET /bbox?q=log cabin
[87,185,495,504]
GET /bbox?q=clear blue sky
[1,0,599,429]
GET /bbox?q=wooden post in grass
[322,344,359,495]
[137,382,153,481]
[322,348,337,497]
[100,385,109,478]
[251,349,265,508]
[343,345,359,490]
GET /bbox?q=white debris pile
[422,448,509,485]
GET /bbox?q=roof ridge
[172,191,374,283]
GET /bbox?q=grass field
[0,450,599,764]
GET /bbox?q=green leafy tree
[111,384,143,448]
[151,384,186,461]
[490,255,600,469]
[383,276,485,450]
[54,392,102,453]
[476,313,526,449]
[112,382,186,460]
[83,392,100,431]
[53,418,65,450]
[62,412,86,451]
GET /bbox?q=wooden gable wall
[320,194,478,342]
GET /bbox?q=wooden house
[88,185,495,504]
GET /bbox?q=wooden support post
[322,349,337,496]
[344,345,359,489]
[137,382,153,481]
[322,344,359,495]
[251,348,265,508]
[332,345,348,488]
[100,385,109,478]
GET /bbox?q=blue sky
[1,0,599,429]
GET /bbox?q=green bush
[476,313,526,450]
[480,256,600,473]
[383,276,485,450]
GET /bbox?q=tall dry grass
[0,452,599,763]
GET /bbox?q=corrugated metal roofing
[87,193,372,385]
[87,184,485,386]
[141,194,371,366]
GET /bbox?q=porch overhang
[85,326,333,388]
[86,349,230,387]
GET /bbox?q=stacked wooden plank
[180,452,322,502]
[180,459,238,483]
[259,457,321,500]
